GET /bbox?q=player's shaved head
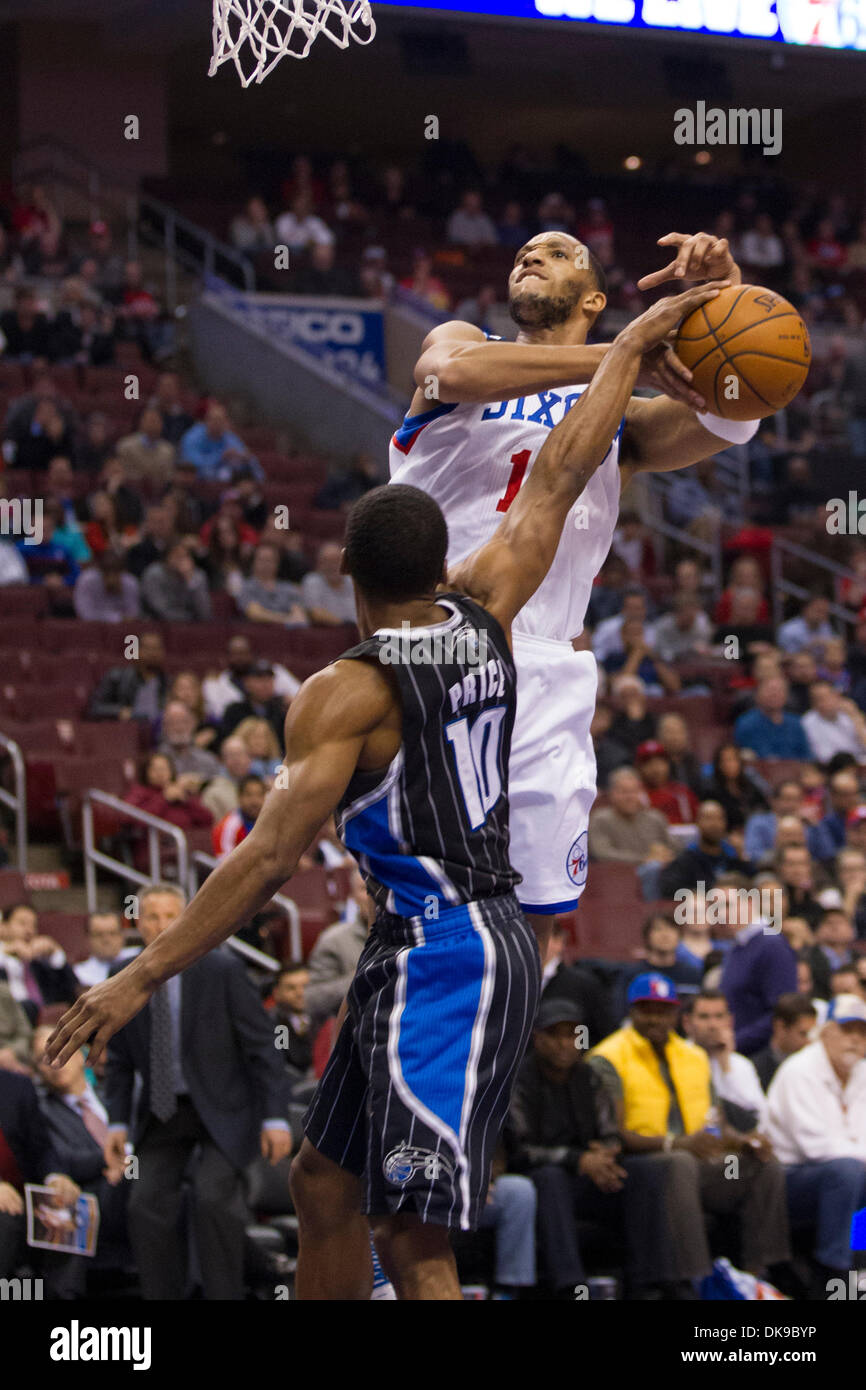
[509,233,607,332]
[344,484,448,603]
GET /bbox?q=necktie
[78,1093,109,1149]
[23,962,43,1007]
[149,985,177,1123]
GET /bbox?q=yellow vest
[590,1025,711,1136]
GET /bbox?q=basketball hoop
[210,0,376,87]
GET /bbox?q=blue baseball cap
[627,972,680,1006]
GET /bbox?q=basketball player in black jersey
[45,281,726,1300]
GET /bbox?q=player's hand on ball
[637,232,742,289]
[620,281,731,353]
[638,340,707,411]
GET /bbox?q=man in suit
[0,1069,81,1292]
[751,993,819,1092]
[0,902,80,1022]
[31,1024,130,1269]
[268,964,313,1090]
[102,882,294,1299]
[218,661,288,746]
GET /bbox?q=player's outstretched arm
[451,283,729,633]
[43,662,394,1067]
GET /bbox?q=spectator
[179,403,262,483]
[803,907,856,1000]
[454,284,502,334]
[230,196,275,253]
[82,486,138,558]
[0,1070,83,1297]
[0,539,27,586]
[589,702,630,788]
[233,717,284,782]
[73,913,139,989]
[203,634,300,722]
[141,540,211,623]
[682,990,769,1132]
[446,190,498,248]
[305,867,375,1034]
[16,501,82,588]
[238,543,308,627]
[635,740,699,826]
[78,218,124,299]
[778,597,836,658]
[506,998,649,1298]
[592,587,653,665]
[314,453,381,512]
[12,395,73,472]
[765,994,866,1289]
[116,407,176,487]
[199,736,252,821]
[157,703,223,784]
[496,200,530,248]
[602,615,681,695]
[751,993,819,1091]
[30,1026,130,1272]
[802,682,866,764]
[149,372,194,446]
[738,214,786,273]
[651,594,712,664]
[540,925,614,1047]
[744,778,805,863]
[608,675,656,757]
[86,629,167,722]
[806,217,847,272]
[617,915,704,1017]
[835,845,866,939]
[0,287,53,362]
[274,191,334,252]
[841,339,866,459]
[0,902,79,1018]
[198,512,252,597]
[785,650,820,716]
[734,677,811,760]
[589,974,791,1281]
[588,767,674,867]
[713,556,770,626]
[301,541,356,626]
[717,881,799,1055]
[658,802,752,899]
[672,893,726,977]
[219,662,288,748]
[102,883,292,1300]
[398,251,451,313]
[776,844,824,929]
[124,753,213,869]
[0,981,33,1073]
[73,550,140,622]
[701,743,770,834]
[358,245,395,300]
[268,964,313,1088]
[115,260,172,362]
[212,775,266,857]
[291,241,359,297]
[125,504,178,579]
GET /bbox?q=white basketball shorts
[508,631,599,914]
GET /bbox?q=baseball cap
[826,994,866,1025]
[247,659,274,677]
[627,972,679,1006]
[636,740,666,763]
[535,997,585,1031]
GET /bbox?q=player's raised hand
[637,232,742,290]
[620,281,731,354]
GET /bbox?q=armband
[695,411,760,446]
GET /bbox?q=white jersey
[389,382,623,641]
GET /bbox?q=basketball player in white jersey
[391,230,759,949]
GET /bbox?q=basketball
[675,284,812,421]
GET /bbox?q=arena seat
[0,871,29,910]
[561,861,645,960]
[1,684,91,720]
[753,759,814,788]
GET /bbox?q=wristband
[695,410,760,446]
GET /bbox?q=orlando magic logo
[565,832,588,888]
[383,1142,455,1185]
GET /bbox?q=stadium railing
[191,849,302,964]
[770,536,861,631]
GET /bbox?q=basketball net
[210,0,376,87]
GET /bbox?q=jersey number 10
[445,707,506,830]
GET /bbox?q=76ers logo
[565,833,588,888]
